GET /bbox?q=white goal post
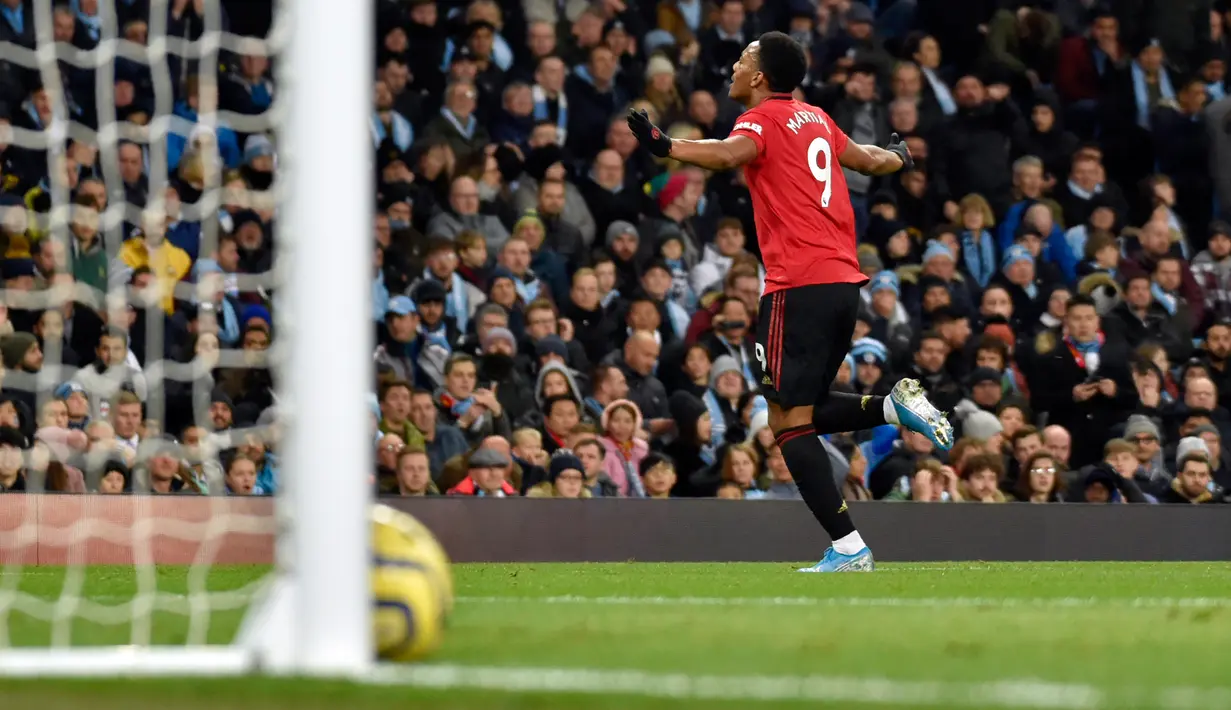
[0,0,373,678]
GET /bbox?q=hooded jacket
[599,399,649,496]
[664,389,718,496]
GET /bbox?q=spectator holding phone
[1031,295,1136,467]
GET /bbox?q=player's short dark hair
[1066,294,1097,312]
[755,31,807,93]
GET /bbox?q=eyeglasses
[1030,467,1057,475]
[1130,435,1158,444]
[382,444,404,453]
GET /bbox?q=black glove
[885,132,913,170]
[627,109,672,158]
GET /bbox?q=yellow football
[371,504,453,661]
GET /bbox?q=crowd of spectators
[377,0,1231,506]
[3,0,1231,506]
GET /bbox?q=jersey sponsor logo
[837,501,848,514]
[786,110,828,135]
[733,121,762,135]
[762,375,773,386]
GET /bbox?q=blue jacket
[998,200,1079,285]
[167,101,241,172]
[166,220,202,262]
[253,453,279,496]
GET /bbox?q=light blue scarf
[532,84,567,145]
[678,0,702,31]
[438,35,514,72]
[372,272,390,321]
[371,111,413,151]
[702,389,726,451]
[1131,60,1175,129]
[923,67,956,115]
[514,274,541,303]
[1209,81,1226,102]
[1065,179,1102,201]
[217,297,240,347]
[423,269,471,334]
[0,4,23,35]
[1151,282,1177,315]
[438,107,476,140]
[961,229,997,288]
[71,0,100,41]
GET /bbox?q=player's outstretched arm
[627,108,757,170]
[839,133,913,176]
[668,135,759,171]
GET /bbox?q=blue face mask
[389,219,409,230]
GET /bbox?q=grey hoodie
[534,361,585,408]
[425,211,511,252]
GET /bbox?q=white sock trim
[832,531,866,555]
[882,394,899,425]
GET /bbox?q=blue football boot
[798,546,875,573]
[890,378,955,451]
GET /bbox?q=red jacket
[1056,37,1121,104]
[447,475,517,497]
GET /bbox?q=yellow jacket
[118,238,192,313]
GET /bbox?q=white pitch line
[457,595,1231,609]
[367,662,1231,709]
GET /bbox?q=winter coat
[166,101,241,171]
[111,238,192,314]
[424,210,510,253]
[664,390,716,496]
[599,399,649,496]
[564,66,629,162]
[511,178,597,249]
[1029,332,1136,468]
[1158,477,1227,504]
[560,299,616,366]
[433,386,512,447]
[69,234,108,296]
[447,475,517,497]
[478,353,537,427]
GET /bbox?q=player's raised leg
[811,382,954,452]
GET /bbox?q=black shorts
[753,282,861,409]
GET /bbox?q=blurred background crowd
[1,0,1230,505]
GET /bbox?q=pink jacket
[599,399,648,496]
[599,435,649,496]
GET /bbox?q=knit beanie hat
[709,355,742,389]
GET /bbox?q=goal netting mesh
[0,0,288,651]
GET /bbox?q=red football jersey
[729,96,866,295]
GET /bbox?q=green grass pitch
[3,562,1231,709]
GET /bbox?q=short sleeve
[730,107,766,156]
[828,119,850,157]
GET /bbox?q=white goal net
[0,0,372,676]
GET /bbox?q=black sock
[813,392,888,435]
[776,424,856,541]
